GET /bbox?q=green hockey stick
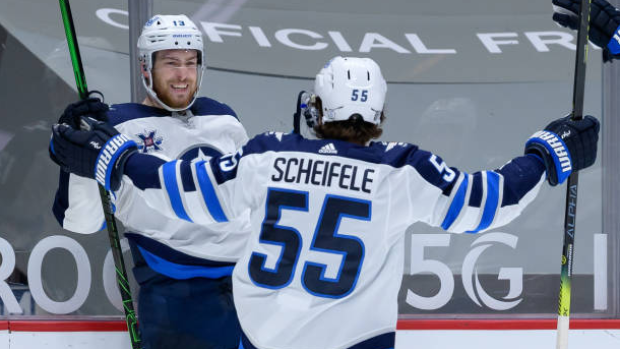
[58,1,142,348]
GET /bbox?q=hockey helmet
[137,14,205,112]
[314,56,387,125]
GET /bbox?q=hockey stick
[58,1,142,348]
[293,91,306,134]
[556,1,591,348]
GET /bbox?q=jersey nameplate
[271,157,375,193]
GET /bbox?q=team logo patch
[178,145,223,161]
[137,130,163,153]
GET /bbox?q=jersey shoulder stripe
[241,132,293,156]
[107,103,169,126]
[371,142,460,196]
[107,97,239,127]
[239,135,459,196]
[191,97,239,120]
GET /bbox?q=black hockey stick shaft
[556,0,591,348]
[58,1,142,347]
[293,91,305,134]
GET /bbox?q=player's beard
[153,78,197,110]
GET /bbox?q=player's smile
[170,83,190,97]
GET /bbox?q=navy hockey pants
[130,244,241,349]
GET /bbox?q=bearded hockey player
[50,56,599,349]
[51,14,248,349]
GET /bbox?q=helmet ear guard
[137,14,205,112]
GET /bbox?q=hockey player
[49,56,600,349]
[52,15,247,349]
[553,0,620,61]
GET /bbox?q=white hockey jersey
[120,132,547,349]
[52,97,250,271]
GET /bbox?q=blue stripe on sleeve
[441,175,468,230]
[468,171,500,233]
[162,161,193,223]
[195,161,229,223]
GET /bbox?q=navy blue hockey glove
[58,97,109,129]
[552,0,620,62]
[525,115,600,186]
[49,117,137,191]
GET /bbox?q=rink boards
[0,319,619,349]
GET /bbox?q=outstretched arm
[120,150,245,225]
[49,117,249,225]
[417,114,599,233]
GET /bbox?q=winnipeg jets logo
[136,130,163,153]
[178,144,223,161]
[90,141,101,149]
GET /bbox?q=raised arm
[408,115,599,233]
[51,98,111,233]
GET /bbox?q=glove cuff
[525,130,573,186]
[94,134,137,190]
[111,149,136,192]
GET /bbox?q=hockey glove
[525,115,599,186]
[50,117,137,191]
[552,0,620,61]
[293,90,319,134]
[58,97,109,129]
